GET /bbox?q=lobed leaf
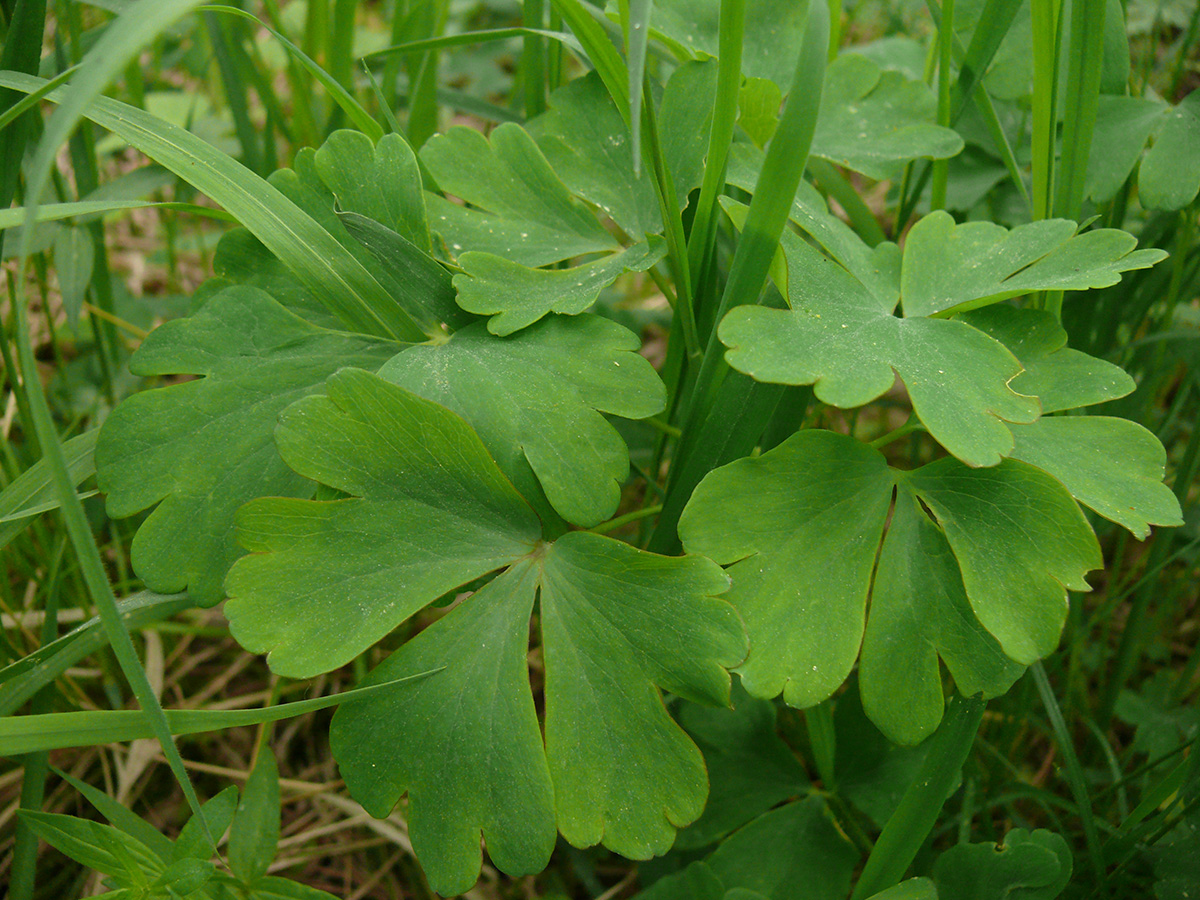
[1139,90,1200,211]
[96,286,399,605]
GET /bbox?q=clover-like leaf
[1086,96,1166,203]
[679,430,894,708]
[421,123,619,266]
[718,210,1040,466]
[1140,90,1200,211]
[224,368,541,677]
[379,316,665,527]
[811,54,963,180]
[932,828,1072,900]
[901,211,1167,318]
[859,490,1024,745]
[961,305,1181,538]
[454,237,666,336]
[96,286,399,605]
[903,458,1102,664]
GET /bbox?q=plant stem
[850,694,985,899]
[930,0,954,211]
[869,416,925,450]
[589,505,663,535]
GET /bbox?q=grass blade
[0,430,96,552]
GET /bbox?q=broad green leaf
[864,880,938,900]
[173,786,237,862]
[904,459,1102,664]
[52,225,94,329]
[0,428,96,551]
[421,123,619,266]
[658,58,720,203]
[331,562,556,894]
[1150,801,1200,900]
[679,430,893,708]
[811,54,963,180]
[1086,96,1165,202]
[859,491,1024,745]
[675,682,810,849]
[229,751,281,884]
[311,130,431,251]
[527,71,659,236]
[96,286,399,605]
[932,828,1071,899]
[0,71,424,342]
[643,0,808,89]
[212,229,341,331]
[454,238,666,335]
[705,799,859,900]
[17,812,162,883]
[634,861,726,900]
[379,316,665,527]
[224,368,541,676]
[739,77,782,148]
[718,212,1039,466]
[958,305,1134,414]
[539,532,743,855]
[1139,90,1200,210]
[901,211,1166,318]
[1009,417,1182,538]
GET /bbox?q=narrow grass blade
[0,201,236,230]
[363,26,584,58]
[0,671,442,755]
[0,430,96,552]
[1030,0,1063,220]
[0,70,426,341]
[625,0,652,173]
[525,0,548,118]
[1054,0,1106,221]
[51,768,175,859]
[549,0,631,124]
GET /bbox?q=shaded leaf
[173,786,237,861]
[860,491,1024,746]
[17,811,161,884]
[1140,90,1200,211]
[212,228,341,330]
[901,211,1166,318]
[932,828,1071,899]
[634,861,726,900]
[454,238,666,335]
[52,225,94,329]
[0,428,96,552]
[380,316,665,527]
[864,880,938,900]
[229,751,281,884]
[96,286,399,605]
[718,208,1039,466]
[812,54,963,180]
[1086,96,1165,202]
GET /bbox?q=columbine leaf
[330,560,557,894]
[811,53,963,180]
[961,305,1181,537]
[212,228,341,330]
[903,458,1102,664]
[1139,90,1200,211]
[718,210,1039,466]
[379,316,666,527]
[674,682,810,849]
[454,238,666,335]
[901,211,1167,318]
[679,430,894,708]
[932,828,1072,900]
[421,123,619,266]
[223,368,541,677]
[96,286,399,605]
[859,490,1024,745]
[1086,96,1166,203]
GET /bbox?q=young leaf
[901,212,1167,318]
[811,54,964,180]
[859,491,1024,746]
[903,459,1103,664]
[96,286,400,605]
[421,124,619,266]
[379,316,665,527]
[453,238,666,335]
[173,786,238,861]
[224,368,542,677]
[229,751,281,884]
[17,811,162,884]
[718,210,1040,467]
[678,430,894,708]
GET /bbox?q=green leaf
[901,211,1167,318]
[229,751,281,884]
[811,54,963,180]
[903,458,1102,664]
[1139,90,1200,211]
[17,811,162,884]
[311,130,430,251]
[173,786,237,861]
[454,238,666,335]
[0,70,425,342]
[863,880,938,900]
[51,225,94,330]
[860,491,1024,746]
[705,798,860,900]
[674,681,810,849]
[739,77,782,148]
[0,428,96,552]
[932,828,1071,899]
[421,123,619,266]
[151,857,214,895]
[1086,96,1165,203]
[718,210,1040,467]
[241,875,342,899]
[224,368,541,677]
[634,861,725,900]
[52,767,174,860]
[1009,417,1182,539]
[379,316,665,527]
[679,430,893,708]
[96,286,399,605]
